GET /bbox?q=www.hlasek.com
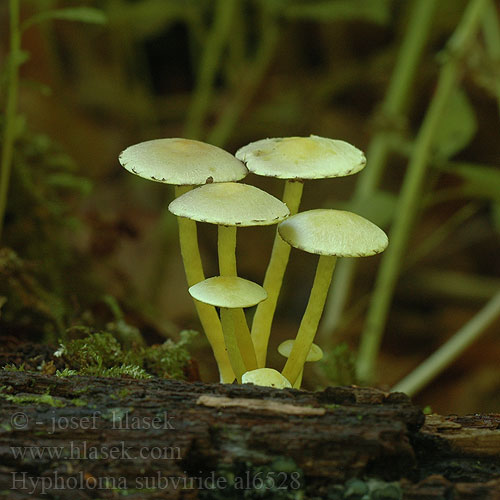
[12,471,303,495]
[10,441,181,461]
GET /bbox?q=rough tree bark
[0,371,499,500]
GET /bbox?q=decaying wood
[0,371,498,499]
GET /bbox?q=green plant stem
[482,0,500,117]
[392,291,500,396]
[320,0,437,337]
[405,202,480,267]
[327,203,482,345]
[403,269,500,303]
[0,0,21,241]
[174,186,234,383]
[251,180,304,367]
[183,0,237,140]
[282,255,336,385]
[207,13,280,147]
[356,0,490,384]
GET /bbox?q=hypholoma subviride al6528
[119,135,388,388]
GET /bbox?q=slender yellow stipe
[175,185,235,383]
[252,181,303,367]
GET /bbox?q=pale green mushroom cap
[278,209,388,257]
[242,368,292,388]
[168,182,290,226]
[235,135,366,180]
[278,340,323,362]
[189,276,267,309]
[119,138,247,186]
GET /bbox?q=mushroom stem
[175,185,235,383]
[234,309,258,371]
[293,369,304,389]
[220,308,247,382]
[217,224,258,372]
[175,186,205,285]
[218,225,237,276]
[282,255,337,385]
[251,180,304,367]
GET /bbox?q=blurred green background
[1,0,499,413]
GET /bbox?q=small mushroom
[278,340,323,389]
[119,138,247,383]
[278,209,388,386]
[236,135,366,367]
[242,368,292,389]
[189,276,267,383]
[168,182,290,278]
[170,182,289,374]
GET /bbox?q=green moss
[71,398,88,407]
[324,403,341,410]
[111,388,131,400]
[132,329,197,379]
[55,329,196,380]
[55,368,78,377]
[72,386,90,394]
[0,386,88,408]
[82,364,152,379]
[0,391,66,407]
[2,363,25,372]
[100,407,131,423]
[57,331,123,369]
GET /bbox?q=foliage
[0,247,65,336]
[319,343,357,386]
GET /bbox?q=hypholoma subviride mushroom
[278,339,323,389]
[168,182,289,278]
[242,367,292,389]
[189,276,267,382]
[120,135,388,389]
[169,182,289,378]
[236,135,366,367]
[278,209,388,386]
[119,138,247,383]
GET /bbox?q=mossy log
[0,371,499,499]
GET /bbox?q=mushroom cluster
[119,135,388,388]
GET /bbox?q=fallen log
[0,371,498,499]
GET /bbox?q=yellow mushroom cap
[119,138,247,186]
[242,368,292,388]
[278,209,388,257]
[278,340,323,362]
[235,135,366,180]
[189,276,267,309]
[168,182,290,226]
